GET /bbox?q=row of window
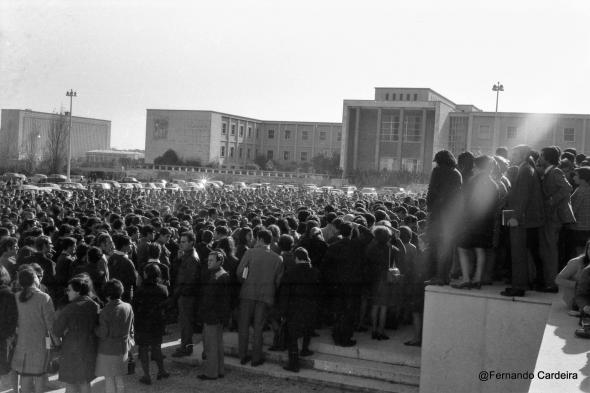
[220,146,253,159]
[220,146,310,162]
[379,115,423,142]
[384,93,419,102]
[222,124,341,142]
[505,126,575,142]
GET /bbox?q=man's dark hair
[495,147,509,159]
[140,225,154,237]
[146,242,161,259]
[68,276,90,296]
[541,147,560,166]
[112,234,132,251]
[256,229,272,245]
[278,234,294,252]
[60,237,77,251]
[103,279,124,300]
[180,231,195,244]
[433,150,457,168]
[339,222,353,238]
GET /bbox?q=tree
[253,154,268,170]
[42,112,68,174]
[311,153,341,175]
[154,149,181,165]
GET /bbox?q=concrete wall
[420,287,552,393]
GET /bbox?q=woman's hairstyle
[372,225,391,244]
[474,155,494,173]
[433,150,457,168]
[0,237,17,255]
[146,242,161,259]
[143,262,162,284]
[87,246,103,265]
[277,234,294,252]
[217,236,236,258]
[18,267,37,303]
[457,151,475,172]
[0,265,10,286]
[68,276,90,296]
[103,279,124,300]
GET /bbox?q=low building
[0,109,111,165]
[145,109,341,169]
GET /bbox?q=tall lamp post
[492,82,504,151]
[66,89,77,180]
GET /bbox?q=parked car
[165,183,181,191]
[231,181,248,189]
[120,177,139,183]
[29,174,47,184]
[89,183,112,190]
[47,174,68,183]
[360,187,378,197]
[119,183,134,190]
[142,183,158,190]
[341,186,357,196]
[104,180,121,189]
[380,186,405,194]
[60,182,86,190]
[70,175,85,183]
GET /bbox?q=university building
[341,87,590,175]
[145,109,341,168]
[0,109,111,165]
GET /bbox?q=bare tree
[42,112,68,174]
[21,119,41,174]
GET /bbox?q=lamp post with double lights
[492,82,504,151]
[66,89,77,181]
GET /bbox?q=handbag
[385,246,401,284]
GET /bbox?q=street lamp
[492,82,504,151]
[66,89,77,180]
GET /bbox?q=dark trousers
[178,295,196,350]
[510,227,543,290]
[427,231,455,282]
[539,223,561,287]
[138,343,163,376]
[238,299,268,363]
[332,284,359,343]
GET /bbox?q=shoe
[198,374,218,380]
[171,348,192,358]
[240,356,251,365]
[539,286,559,293]
[299,349,314,357]
[404,340,422,347]
[139,376,152,385]
[156,371,170,380]
[451,281,472,290]
[471,282,482,290]
[337,339,356,347]
[500,288,525,297]
[251,359,265,367]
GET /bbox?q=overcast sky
[2,0,589,149]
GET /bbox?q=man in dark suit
[538,146,575,292]
[502,145,545,297]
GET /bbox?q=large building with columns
[145,109,341,168]
[341,87,590,175]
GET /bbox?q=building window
[283,151,290,160]
[507,126,518,139]
[239,147,243,158]
[231,124,236,136]
[402,158,423,173]
[448,117,468,155]
[239,125,244,137]
[222,123,227,135]
[267,150,274,160]
[385,93,389,100]
[406,94,410,101]
[413,93,418,101]
[380,114,400,142]
[319,131,327,141]
[392,93,396,100]
[399,94,403,101]
[220,146,225,157]
[300,152,308,161]
[247,148,251,159]
[479,125,491,139]
[403,116,422,142]
[230,147,234,158]
[256,128,260,139]
[247,126,252,138]
[302,131,309,140]
[285,130,291,139]
[268,129,275,139]
[564,127,575,142]
[337,132,342,141]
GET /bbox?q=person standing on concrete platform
[537,147,575,293]
[501,145,545,297]
[171,232,201,358]
[236,229,283,366]
[198,250,230,380]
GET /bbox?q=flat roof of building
[145,109,340,125]
[87,149,144,155]
[2,108,111,123]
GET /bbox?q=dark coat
[108,252,138,303]
[132,282,168,345]
[321,225,373,285]
[0,285,17,340]
[23,252,57,291]
[199,268,231,325]
[507,161,545,228]
[277,262,320,338]
[297,237,328,269]
[426,166,462,220]
[541,167,575,225]
[53,296,99,384]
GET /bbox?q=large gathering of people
[0,142,589,392]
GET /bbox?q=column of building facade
[466,113,473,152]
[397,108,404,171]
[352,108,360,171]
[420,109,427,169]
[293,124,298,163]
[582,119,587,153]
[374,108,382,170]
[552,122,557,146]
[340,108,349,176]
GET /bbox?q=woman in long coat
[53,276,99,393]
[0,265,17,386]
[11,267,55,393]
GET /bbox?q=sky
[1,0,589,149]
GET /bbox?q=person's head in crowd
[200,229,214,245]
[433,150,457,169]
[140,225,155,241]
[87,246,103,266]
[564,147,577,156]
[60,237,77,256]
[214,226,229,242]
[0,237,18,258]
[256,229,272,246]
[17,266,38,303]
[103,279,124,302]
[267,224,280,242]
[237,227,253,248]
[112,219,124,233]
[495,147,509,159]
[34,235,52,256]
[539,147,560,168]
[457,151,475,176]
[207,250,225,271]
[575,153,587,166]
[278,234,294,253]
[112,234,132,254]
[96,233,114,256]
[156,227,171,245]
[179,231,195,252]
[75,243,89,263]
[559,157,575,174]
[208,208,218,220]
[574,167,590,187]
[561,151,576,164]
[66,276,90,302]
[510,145,532,165]
[146,242,161,261]
[216,236,236,258]
[339,222,353,240]
[293,247,310,264]
[474,155,495,175]
[143,262,162,284]
[372,225,391,245]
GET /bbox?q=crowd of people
[1,142,590,392]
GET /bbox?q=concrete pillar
[420,109,427,169]
[312,124,317,158]
[397,108,405,170]
[552,122,557,146]
[466,113,473,152]
[375,108,382,170]
[352,108,360,171]
[582,119,587,153]
[340,107,349,176]
[294,124,298,164]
